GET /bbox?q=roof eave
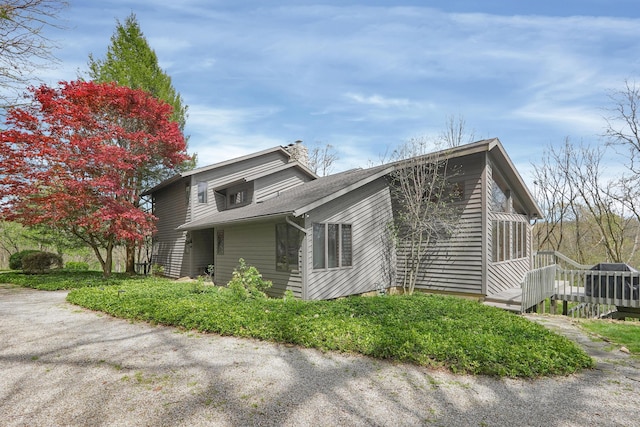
[293,166,395,216]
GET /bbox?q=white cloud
[345,93,411,108]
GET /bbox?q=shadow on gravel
[1,287,639,426]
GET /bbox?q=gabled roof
[388,138,541,217]
[177,137,541,231]
[142,146,317,196]
[178,164,393,230]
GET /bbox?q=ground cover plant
[580,320,640,354]
[62,277,594,377]
[0,270,151,291]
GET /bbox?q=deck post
[562,300,568,316]
[550,297,557,315]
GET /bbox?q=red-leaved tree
[0,80,188,276]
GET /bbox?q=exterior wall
[191,228,214,277]
[214,218,304,298]
[397,154,485,295]
[486,212,531,294]
[304,178,394,300]
[486,160,533,295]
[152,179,191,278]
[254,167,310,202]
[189,151,291,220]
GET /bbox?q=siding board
[305,178,394,300]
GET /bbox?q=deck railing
[555,269,640,309]
[525,252,640,313]
[533,251,593,270]
[521,264,557,313]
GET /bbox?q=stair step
[483,300,521,312]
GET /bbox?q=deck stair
[483,287,522,313]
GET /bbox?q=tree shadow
[1,287,639,426]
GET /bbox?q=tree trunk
[103,241,114,277]
[125,243,135,274]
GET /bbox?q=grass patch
[0,270,156,290]
[65,279,593,377]
[580,320,640,354]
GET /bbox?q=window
[491,179,510,213]
[513,221,527,259]
[341,224,352,267]
[197,181,208,204]
[313,222,352,270]
[492,220,528,262]
[229,189,247,206]
[225,184,251,209]
[217,230,224,255]
[313,223,326,269]
[276,223,300,272]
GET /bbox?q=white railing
[533,251,592,270]
[555,269,640,309]
[521,264,557,313]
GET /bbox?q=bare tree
[0,0,67,107]
[605,80,640,174]
[389,138,462,294]
[532,141,571,252]
[439,114,475,148]
[307,142,338,176]
[604,80,640,263]
[539,139,636,264]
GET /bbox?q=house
[144,138,542,301]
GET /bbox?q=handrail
[521,264,557,313]
[534,251,593,270]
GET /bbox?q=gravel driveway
[1,284,639,426]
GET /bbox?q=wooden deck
[485,283,640,316]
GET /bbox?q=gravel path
[1,284,640,427]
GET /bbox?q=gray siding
[214,219,303,298]
[304,178,394,300]
[189,151,291,220]
[255,167,310,201]
[191,229,214,276]
[487,211,532,294]
[152,179,191,278]
[486,158,533,295]
[397,155,485,295]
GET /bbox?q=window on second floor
[197,181,208,204]
[225,183,252,209]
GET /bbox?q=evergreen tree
[86,14,196,273]
[87,13,188,135]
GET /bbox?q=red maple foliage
[0,80,189,276]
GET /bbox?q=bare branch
[0,0,67,107]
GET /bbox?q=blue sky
[37,1,640,185]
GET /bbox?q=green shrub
[227,258,272,299]
[152,263,165,276]
[21,251,63,274]
[9,249,40,270]
[65,261,90,271]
